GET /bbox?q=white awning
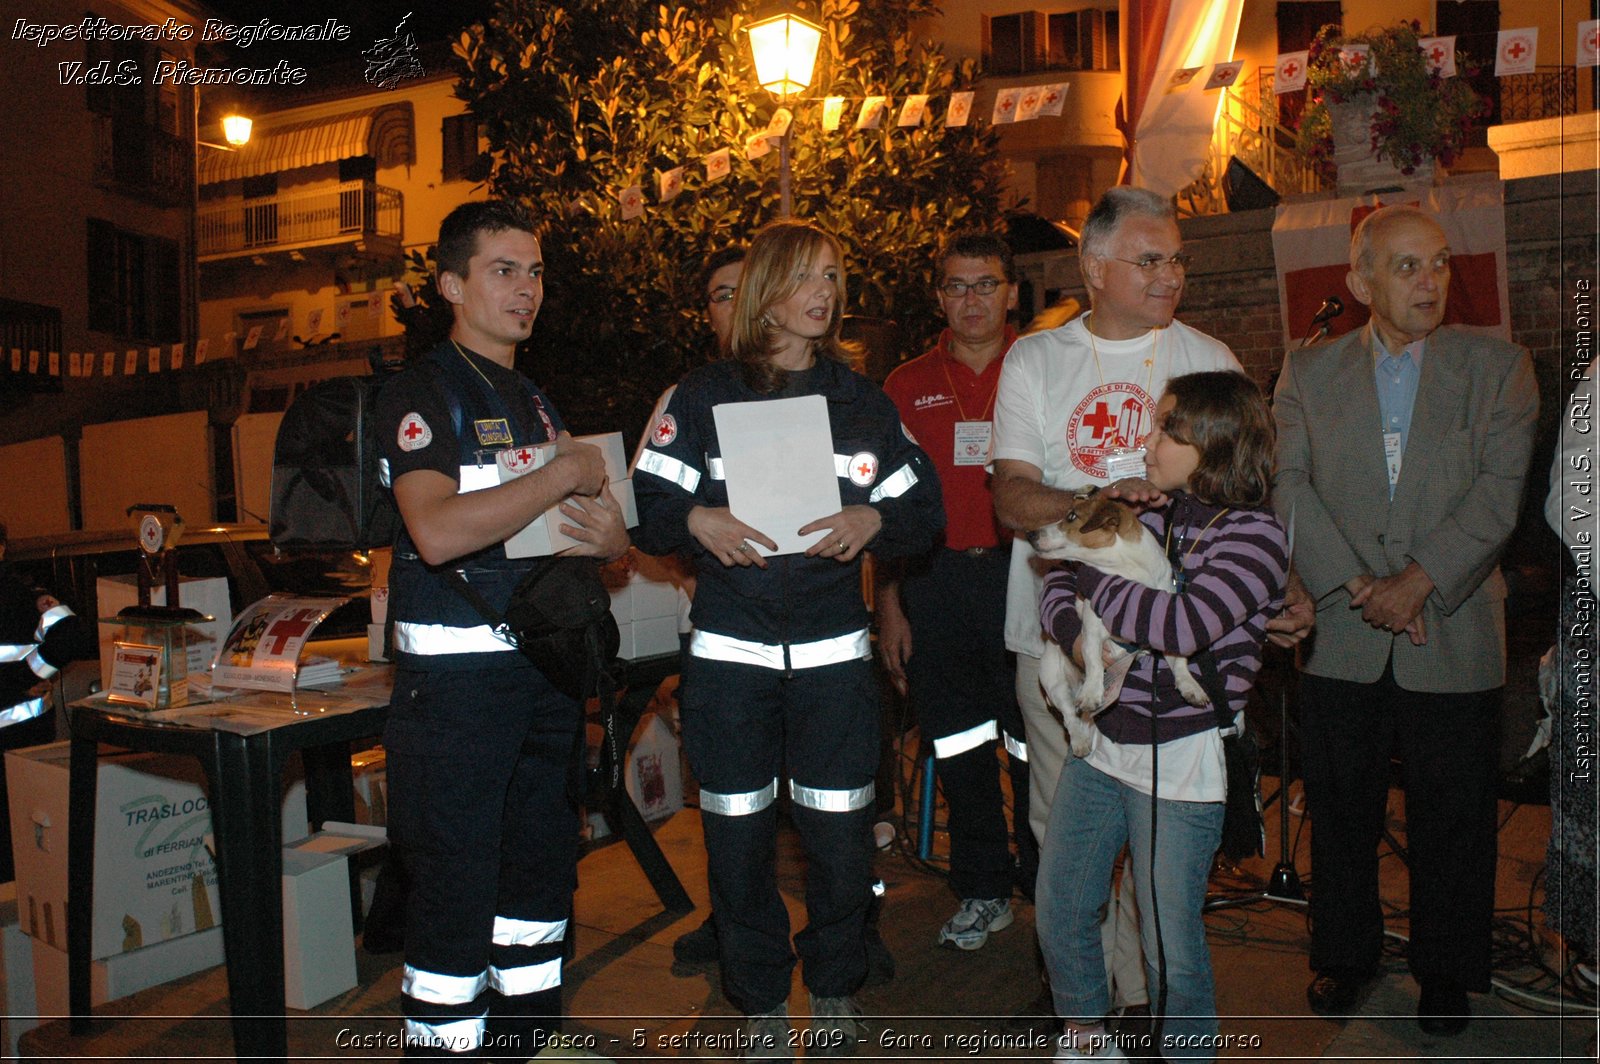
[199,102,414,185]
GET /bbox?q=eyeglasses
[939,278,1004,297]
[1108,253,1193,274]
[708,285,736,304]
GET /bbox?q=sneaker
[938,897,1013,950]
[1052,1025,1129,1062]
[807,993,862,1057]
[744,1003,792,1060]
[672,914,720,967]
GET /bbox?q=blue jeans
[1036,755,1223,1061]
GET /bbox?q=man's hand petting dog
[1101,477,1169,508]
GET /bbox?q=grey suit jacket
[1273,325,1538,692]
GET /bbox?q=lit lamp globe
[746,10,822,98]
[221,113,252,147]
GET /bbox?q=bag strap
[439,566,526,647]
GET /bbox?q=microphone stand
[1204,307,1335,914]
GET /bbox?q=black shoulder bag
[441,558,619,700]
[1194,651,1265,861]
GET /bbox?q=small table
[66,674,391,1063]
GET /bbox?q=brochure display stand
[208,595,351,713]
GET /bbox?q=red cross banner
[945,92,974,127]
[990,87,1020,125]
[896,94,929,127]
[70,352,81,377]
[1495,28,1538,77]
[48,352,59,377]
[855,96,887,130]
[102,352,114,376]
[27,351,38,374]
[1578,20,1599,69]
[1168,66,1202,89]
[619,185,645,221]
[1037,83,1068,117]
[124,350,138,375]
[657,166,684,203]
[1203,61,1244,91]
[1338,45,1371,76]
[703,148,731,183]
[148,346,161,373]
[822,96,845,131]
[194,338,209,365]
[1270,181,1511,350]
[1274,51,1308,93]
[171,342,184,370]
[1418,36,1457,79]
[1015,85,1044,122]
[746,132,772,161]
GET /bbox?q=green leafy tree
[437,0,1008,436]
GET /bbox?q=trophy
[105,504,210,709]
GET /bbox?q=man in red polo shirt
[878,230,1035,950]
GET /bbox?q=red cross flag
[1169,66,1202,89]
[1577,19,1599,69]
[704,148,731,183]
[102,351,114,376]
[990,87,1020,125]
[746,132,772,161]
[1204,61,1244,91]
[148,346,161,373]
[1015,86,1044,122]
[70,352,81,377]
[1418,36,1457,79]
[657,166,684,203]
[1037,83,1068,117]
[1270,181,1510,350]
[945,91,974,127]
[822,96,845,131]
[1338,45,1371,76]
[619,185,644,221]
[1274,51,1308,93]
[1495,28,1537,76]
[194,338,209,365]
[171,342,184,369]
[896,94,929,127]
[855,96,887,130]
[765,107,793,139]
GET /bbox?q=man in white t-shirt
[991,186,1242,1024]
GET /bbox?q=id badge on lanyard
[954,420,992,466]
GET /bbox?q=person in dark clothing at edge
[632,220,944,1058]
[0,518,91,883]
[374,199,629,1059]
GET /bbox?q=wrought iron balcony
[197,180,402,260]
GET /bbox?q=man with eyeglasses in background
[878,231,1037,953]
[990,187,1245,1040]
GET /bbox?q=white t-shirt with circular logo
[991,314,1242,657]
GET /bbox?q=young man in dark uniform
[375,200,628,1058]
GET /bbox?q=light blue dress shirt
[1372,328,1423,497]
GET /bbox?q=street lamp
[746,7,822,217]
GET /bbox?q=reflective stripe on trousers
[932,719,998,759]
[689,628,869,671]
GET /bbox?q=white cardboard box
[282,846,356,1009]
[500,433,638,557]
[2,883,37,1058]
[6,741,307,960]
[30,926,225,1016]
[96,574,233,695]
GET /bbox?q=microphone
[1299,295,1345,348]
[1309,296,1343,325]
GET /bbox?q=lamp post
[745,8,822,218]
[190,96,251,375]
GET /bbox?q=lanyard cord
[939,351,1001,423]
[1086,314,1162,401]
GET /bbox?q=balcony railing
[1500,66,1582,123]
[198,181,402,258]
[92,115,189,207]
[1177,69,1331,217]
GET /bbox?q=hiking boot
[937,897,1013,950]
[807,993,862,1057]
[672,914,720,967]
[744,1003,792,1060]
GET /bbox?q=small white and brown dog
[1027,491,1210,757]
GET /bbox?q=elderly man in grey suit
[1273,205,1537,1036]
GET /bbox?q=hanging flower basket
[1297,20,1489,194]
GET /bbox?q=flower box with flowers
[1296,20,1491,194]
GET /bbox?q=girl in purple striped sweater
[1036,371,1288,1063]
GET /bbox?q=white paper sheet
[712,395,841,557]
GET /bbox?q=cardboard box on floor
[30,926,225,1017]
[2,883,38,1058]
[606,550,690,662]
[283,823,385,1009]
[5,741,307,960]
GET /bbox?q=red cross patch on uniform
[498,445,540,475]
[652,413,677,447]
[398,412,432,452]
[849,451,879,487]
